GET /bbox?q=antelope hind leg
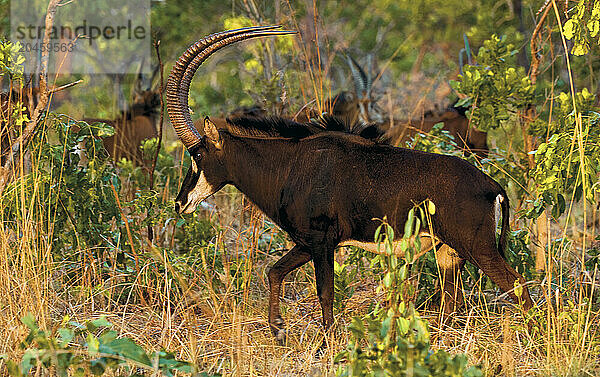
[435,244,466,318]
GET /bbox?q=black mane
[225,116,317,138]
[225,115,387,142]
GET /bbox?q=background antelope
[296,52,489,156]
[166,26,533,343]
[83,63,161,165]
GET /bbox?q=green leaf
[101,338,152,367]
[383,272,393,288]
[427,200,436,216]
[400,238,409,253]
[588,20,600,36]
[20,349,38,375]
[380,316,392,338]
[398,317,410,335]
[572,43,589,55]
[404,209,414,238]
[57,328,74,348]
[349,317,365,339]
[87,334,99,356]
[99,330,118,344]
[21,314,38,331]
[90,317,112,329]
[374,223,382,244]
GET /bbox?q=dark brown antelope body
[166,27,533,342]
[84,90,159,164]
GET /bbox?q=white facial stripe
[191,159,198,174]
[182,171,217,214]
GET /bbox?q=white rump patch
[494,194,503,230]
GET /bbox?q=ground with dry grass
[1,181,599,376]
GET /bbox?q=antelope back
[101,115,156,164]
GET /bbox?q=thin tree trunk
[0,0,61,193]
[528,2,553,272]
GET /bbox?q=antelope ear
[203,116,222,149]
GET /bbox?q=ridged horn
[166,26,296,150]
[345,54,369,99]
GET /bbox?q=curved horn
[166,26,296,149]
[345,54,369,100]
[365,54,374,96]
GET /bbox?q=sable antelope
[295,54,383,126]
[83,64,160,165]
[324,53,488,157]
[1,81,80,164]
[388,104,489,157]
[167,26,533,342]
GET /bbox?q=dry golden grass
[1,182,599,376]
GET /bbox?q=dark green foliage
[2,314,204,377]
[585,242,600,272]
[335,211,483,376]
[505,230,536,280]
[2,115,121,252]
[175,213,216,252]
[334,260,358,313]
[0,111,216,302]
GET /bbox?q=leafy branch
[1,314,203,377]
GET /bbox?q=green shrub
[335,207,483,377]
[1,314,204,377]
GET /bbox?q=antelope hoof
[270,317,286,345]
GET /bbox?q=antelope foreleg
[267,245,311,343]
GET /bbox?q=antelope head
[344,54,383,124]
[166,26,296,214]
[130,59,161,117]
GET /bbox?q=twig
[0,0,61,193]
[48,79,83,94]
[530,1,553,85]
[148,40,165,242]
